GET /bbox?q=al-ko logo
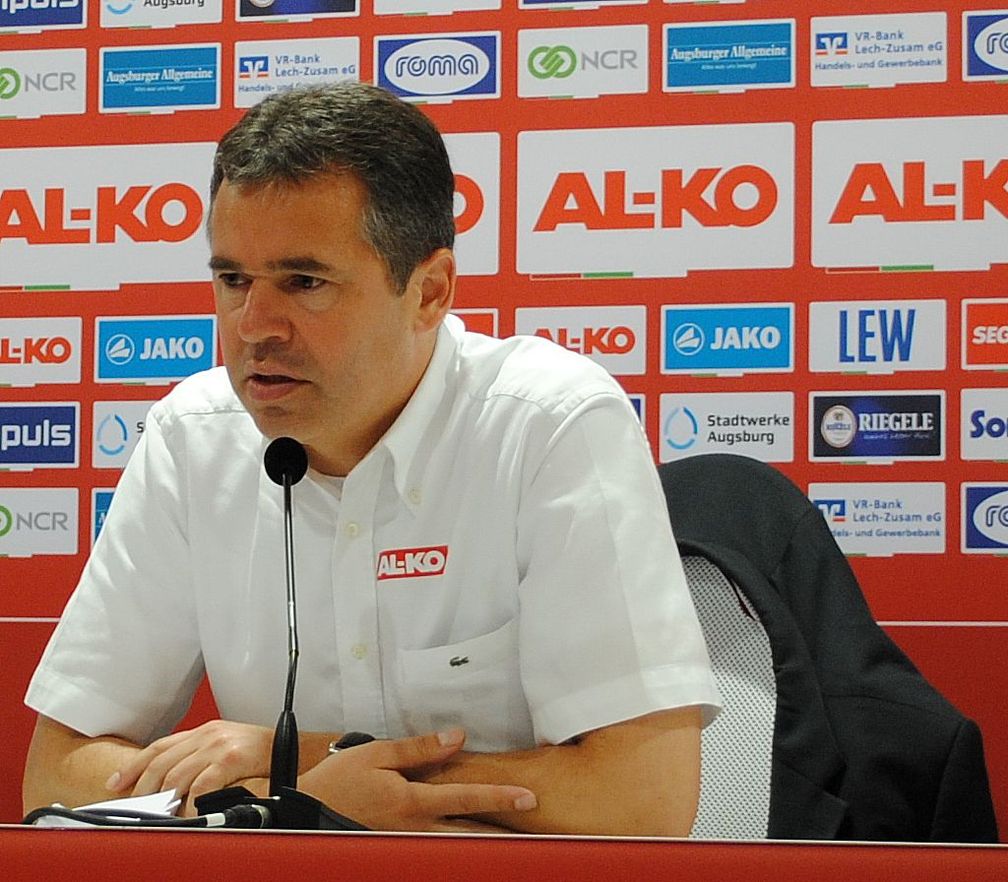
[515,305,646,375]
[0,317,81,386]
[518,123,793,277]
[962,298,1008,370]
[963,484,1008,553]
[0,403,78,469]
[376,545,448,580]
[810,391,944,462]
[961,388,1008,462]
[0,48,85,119]
[808,299,946,374]
[0,488,78,557]
[661,303,793,375]
[93,400,152,468]
[376,32,499,100]
[0,0,84,31]
[518,25,647,99]
[0,143,214,290]
[95,315,216,383]
[812,116,1008,272]
[964,11,1008,80]
[444,132,500,276]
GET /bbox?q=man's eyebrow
[207,256,333,273]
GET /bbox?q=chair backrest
[683,555,775,840]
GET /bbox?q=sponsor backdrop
[1,0,1007,832]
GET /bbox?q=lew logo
[376,545,448,580]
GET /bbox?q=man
[23,82,718,835]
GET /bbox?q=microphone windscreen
[264,437,309,486]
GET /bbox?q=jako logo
[0,184,203,244]
[534,326,635,355]
[535,166,778,231]
[379,35,498,97]
[829,160,1008,224]
[376,545,448,580]
[662,304,792,374]
[105,333,203,364]
[96,316,216,383]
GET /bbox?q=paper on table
[30,790,181,828]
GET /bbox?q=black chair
[659,453,998,842]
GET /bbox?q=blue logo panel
[0,404,78,467]
[96,317,216,382]
[964,485,1008,550]
[376,34,499,99]
[662,305,792,372]
[665,21,794,89]
[0,0,84,30]
[812,393,943,459]
[102,45,219,110]
[238,0,356,18]
[965,13,1008,77]
[93,490,115,544]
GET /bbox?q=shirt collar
[379,314,463,504]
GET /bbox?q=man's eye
[217,273,248,288]
[290,275,325,290]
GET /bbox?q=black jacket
[659,454,998,842]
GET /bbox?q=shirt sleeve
[515,391,721,745]
[24,403,205,745]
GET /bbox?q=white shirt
[27,316,719,751]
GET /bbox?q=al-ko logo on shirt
[812,116,1008,272]
[808,299,946,374]
[518,123,794,278]
[0,403,78,469]
[101,0,221,29]
[93,400,152,468]
[0,317,81,387]
[811,13,946,88]
[376,32,499,101]
[963,484,1008,553]
[100,44,220,113]
[518,24,647,99]
[961,388,1008,462]
[811,391,944,463]
[0,488,78,557]
[238,0,357,22]
[964,11,1008,81]
[235,37,358,109]
[0,48,85,119]
[962,299,1008,370]
[664,19,796,93]
[444,132,500,277]
[810,482,945,556]
[661,303,793,375]
[515,305,646,376]
[376,545,448,580]
[659,391,794,463]
[95,315,216,383]
[0,142,214,290]
[0,0,84,32]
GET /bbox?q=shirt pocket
[396,617,535,752]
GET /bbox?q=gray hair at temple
[210,81,456,293]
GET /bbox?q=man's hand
[107,720,274,803]
[299,728,537,832]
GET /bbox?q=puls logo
[815,32,848,55]
[96,315,216,383]
[965,13,1008,79]
[0,403,78,468]
[0,0,83,29]
[376,32,499,99]
[963,485,1008,551]
[376,545,448,580]
[662,304,793,374]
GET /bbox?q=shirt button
[351,644,367,660]
[345,522,359,538]
[408,487,422,505]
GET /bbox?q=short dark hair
[210,81,456,292]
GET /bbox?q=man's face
[208,173,445,475]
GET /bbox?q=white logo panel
[92,400,153,469]
[0,317,81,386]
[445,132,499,277]
[515,305,646,375]
[962,388,1008,461]
[0,488,78,557]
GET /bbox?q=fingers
[108,730,191,793]
[354,728,467,772]
[413,782,537,819]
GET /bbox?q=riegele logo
[830,160,1008,224]
[454,174,483,234]
[0,335,72,365]
[963,299,1008,368]
[376,545,448,580]
[0,184,203,245]
[533,325,635,356]
[534,165,778,231]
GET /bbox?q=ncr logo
[518,123,793,277]
[376,545,448,581]
[0,142,214,290]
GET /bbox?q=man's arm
[409,707,703,837]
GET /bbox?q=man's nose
[236,282,291,344]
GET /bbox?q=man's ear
[409,248,456,332]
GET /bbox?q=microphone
[263,436,309,796]
[193,437,367,830]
